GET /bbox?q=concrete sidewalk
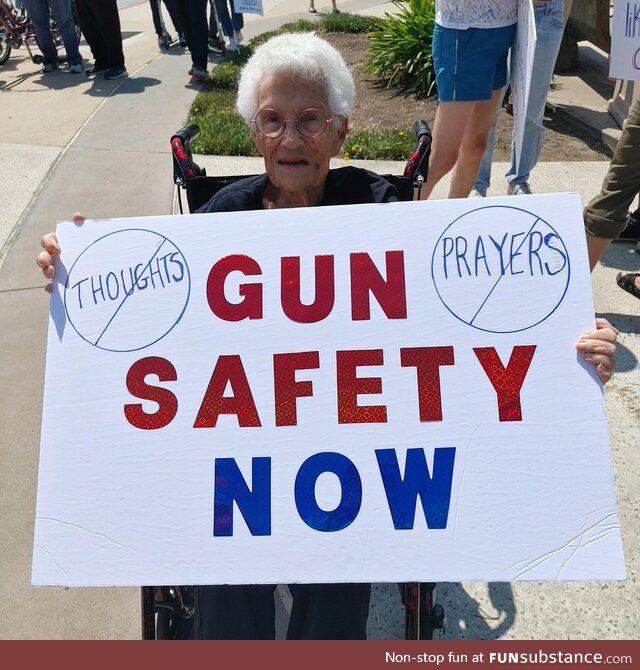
[0,0,638,640]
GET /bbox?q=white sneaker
[507,182,532,195]
[469,187,487,198]
[234,30,243,44]
[226,38,237,52]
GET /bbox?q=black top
[196,166,400,213]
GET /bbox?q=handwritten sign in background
[610,0,640,81]
[232,0,263,17]
[32,194,625,587]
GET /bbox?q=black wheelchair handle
[403,119,432,184]
[176,123,201,144]
[413,119,431,140]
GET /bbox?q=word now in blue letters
[213,447,456,536]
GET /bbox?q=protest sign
[32,194,625,587]
[512,0,536,172]
[610,0,640,81]
[232,0,263,16]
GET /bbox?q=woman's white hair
[236,32,355,122]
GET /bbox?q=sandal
[308,7,317,12]
[616,271,640,300]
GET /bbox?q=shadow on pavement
[437,582,516,640]
[84,76,162,97]
[368,582,517,640]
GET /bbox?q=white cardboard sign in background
[610,0,640,81]
[513,0,536,173]
[32,194,626,587]
[232,0,263,16]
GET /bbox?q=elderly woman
[37,32,619,640]
[191,32,396,640]
[36,32,398,641]
[197,32,398,213]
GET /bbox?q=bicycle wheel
[0,33,10,66]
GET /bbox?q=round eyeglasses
[251,108,334,138]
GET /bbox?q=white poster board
[609,0,640,81]
[512,0,537,172]
[32,194,626,587]
[232,0,263,16]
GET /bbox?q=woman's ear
[251,127,266,157]
[332,116,349,156]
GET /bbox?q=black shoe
[158,33,172,50]
[85,64,108,76]
[619,208,640,241]
[104,67,128,80]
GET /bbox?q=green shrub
[248,20,316,48]
[247,29,281,49]
[189,90,258,156]
[205,58,244,89]
[366,0,437,98]
[321,12,381,33]
[247,14,377,48]
[188,12,424,159]
[343,128,414,161]
[278,18,318,32]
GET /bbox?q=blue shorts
[433,23,517,102]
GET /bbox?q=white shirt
[435,0,519,30]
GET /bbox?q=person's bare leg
[449,89,503,198]
[586,232,612,271]
[419,100,475,200]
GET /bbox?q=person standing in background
[22,0,83,73]
[74,0,127,79]
[149,0,184,50]
[173,0,209,81]
[419,0,518,200]
[471,0,568,197]
[584,97,640,281]
[213,0,243,52]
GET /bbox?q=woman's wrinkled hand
[575,317,619,385]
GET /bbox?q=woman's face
[251,73,348,201]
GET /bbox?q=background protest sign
[32,193,625,587]
[232,0,263,16]
[512,0,536,173]
[610,0,640,81]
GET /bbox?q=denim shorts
[433,23,517,102]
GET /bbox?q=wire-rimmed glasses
[251,108,334,138]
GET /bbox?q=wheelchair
[140,118,445,641]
